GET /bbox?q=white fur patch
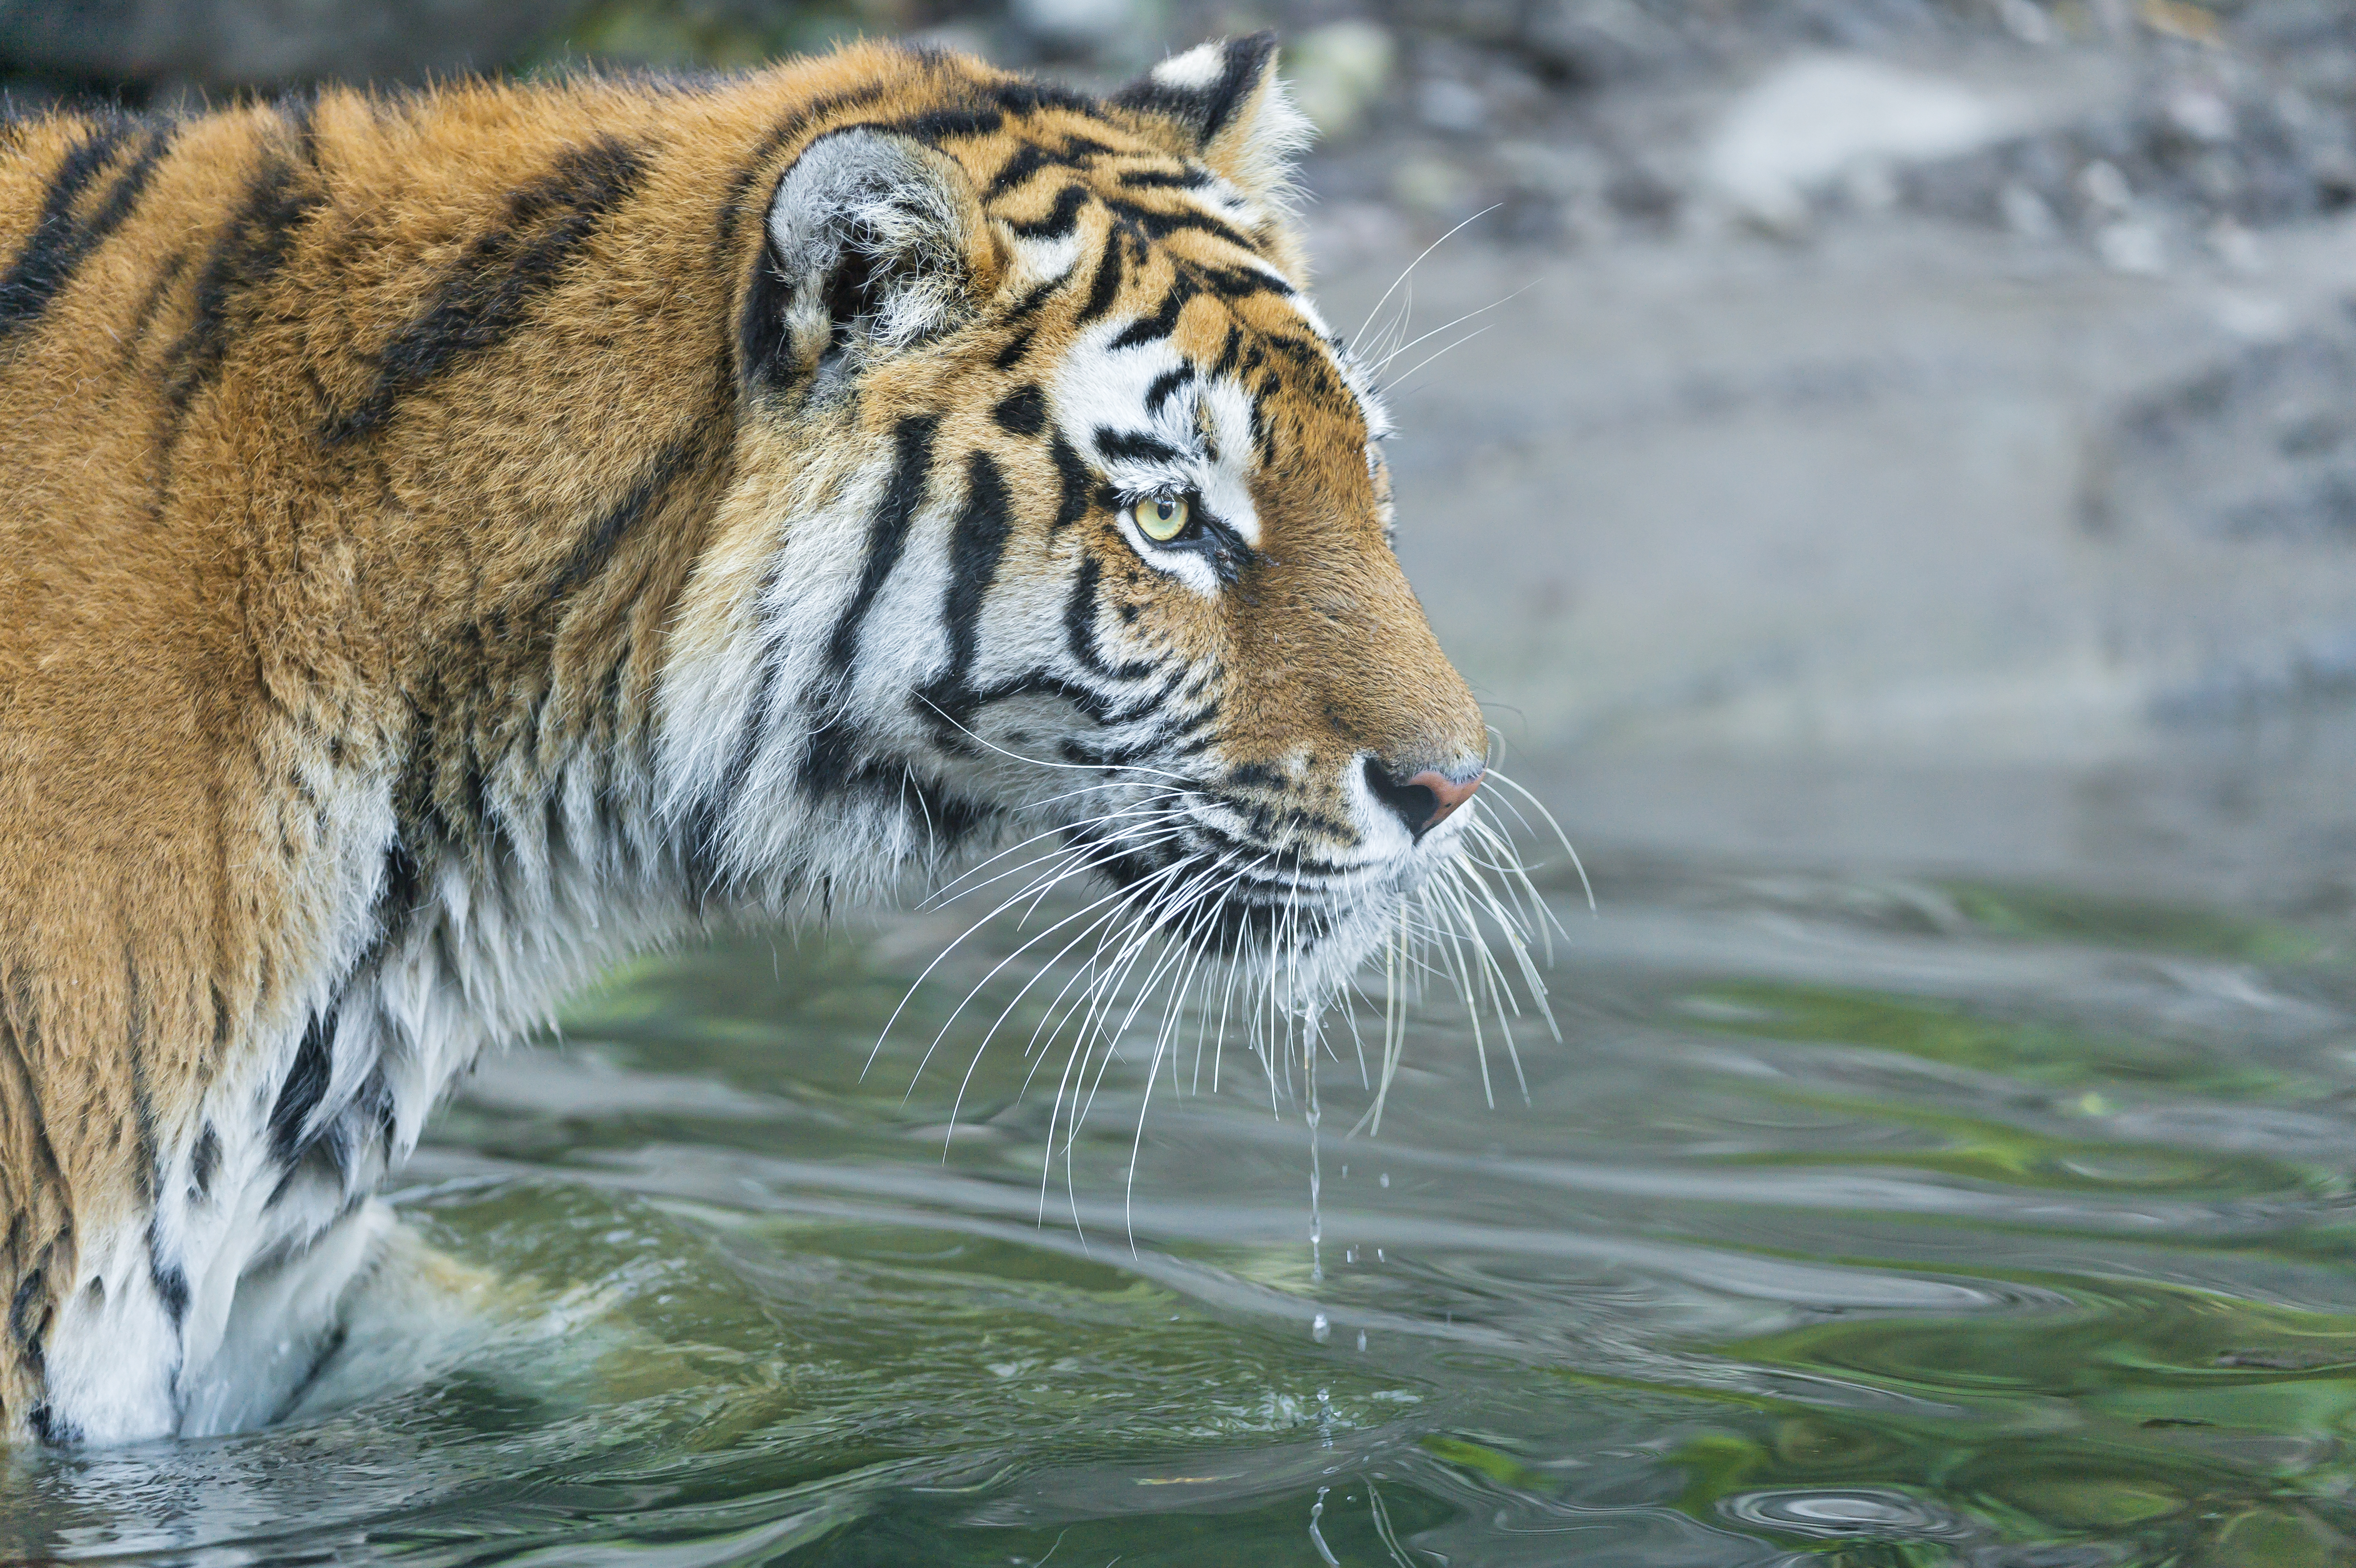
[1150,43,1229,90]
[1048,318,1263,568]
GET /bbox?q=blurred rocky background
[8,0,2356,902]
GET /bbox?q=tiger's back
[0,38,1494,1443]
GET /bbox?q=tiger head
[663,36,1493,1002]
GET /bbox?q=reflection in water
[4,762,2356,1565]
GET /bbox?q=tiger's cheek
[1088,532,1208,646]
[1108,558,1166,630]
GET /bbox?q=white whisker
[1353,204,1502,346]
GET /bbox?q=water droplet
[1312,1312,1331,1343]
[1308,1485,1340,1565]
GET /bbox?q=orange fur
[0,37,1484,1442]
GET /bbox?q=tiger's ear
[747,128,979,390]
[1109,33,1312,207]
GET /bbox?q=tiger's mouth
[1073,797,1439,955]
[926,760,1563,1029]
[889,762,1572,1182]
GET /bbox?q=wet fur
[0,36,1487,1442]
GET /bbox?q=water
[6,757,2356,1565]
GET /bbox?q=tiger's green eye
[1132,494,1191,543]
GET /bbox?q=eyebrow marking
[1096,428,1182,465]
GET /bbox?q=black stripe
[1002,274,1063,325]
[1143,366,1193,413]
[267,1011,335,1167]
[984,142,1061,200]
[897,41,959,72]
[1063,553,1159,680]
[1074,234,1125,326]
[1097,428,1181,465]
[274,88,322,165]
[894,767,993,853]
[323,138,646,446]
[1105,195,1257,257]
[146,1219,187,1329]
[1161,696,1223,753]
[738,236,795,391]
[1254,372,1284,467]
[1263,331,1346,401]
[967,669,1130,726]
[990,278,1064,371]
[797,710,864,799]
[7,1265,45,1361]
[1194,34,1277,141]
[1185,258,1293,301]
[823,414,940,672]
[1108,278,1197,352]
[991,81,1100,118]
[122,958,181,1347]
[1006,183,1089,240]
[162,151,326,414]
[120,949,161,1212]
[0,123,130,329]
[1210,324,1243,380]
[539,422,708,607]
[190,1125,220,1198]
[0,123,169,344]
[116,247,188,368]
[877,108,1004,143]
[25,1404,76,1447]
[1119,167,1212,190]
[993,327,1037,371]
[1049,432,1099,530]
[0,995,68,1407]
[993,384,1046,436]
[917,451,1014,735]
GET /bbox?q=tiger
[0,32,1500,1445]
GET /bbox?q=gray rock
[2097,313,2356,547]
[1398,0,1523,50]
[1518,0,1681,85]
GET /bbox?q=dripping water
[1306,1014,1325,1285]
[1308,1486,1341,1567]
[1306,1105,1324,1285]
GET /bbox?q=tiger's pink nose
[1365,760,1485,839]
[1409,769,1483,830]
